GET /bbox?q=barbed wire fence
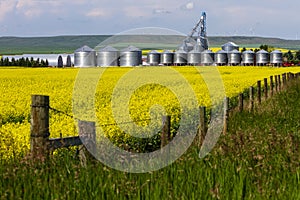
[29,72,300,161]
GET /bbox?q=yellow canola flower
[0,66,299,159]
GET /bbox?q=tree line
[0,57,49,67]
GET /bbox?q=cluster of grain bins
[74,45,142,67]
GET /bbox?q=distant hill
[0,35,299,55]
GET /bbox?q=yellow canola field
[0,66,299,159]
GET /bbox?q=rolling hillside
[0,35,299,54]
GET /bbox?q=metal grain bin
[174,49,187,66]
[120,45,142,67]
[147,50,161,66]
[242,50,255,66]
[74,45,96,67]
[201,50,214,66]
[228,50,241,66]
[160,50,174,66]
[215,50,228,66]
[222,42,239,52]
[187,49,201,66]
[270,50,283,66]
[256,50,269,66]
[97,46,119,67]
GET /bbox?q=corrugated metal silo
[228,50,241,66]
[147,50,161,66]
[270,50,283,66]
[201,50,214,66]
[187,49,201,66]
[242,50,255,66]
[160,50,174,66]
[74,45,96,67]
[97,46,119,67]
[256,50,269,66]
[174,49,187,66]
[222,42,239,52]
[120,45,142,66]
[215,50,228,66]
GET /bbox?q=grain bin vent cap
[99,46,119,52]
[121,45,141,52]
[75,45,95,52]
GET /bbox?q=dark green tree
[283,50,294,61]
[57,56,63,68]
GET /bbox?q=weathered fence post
[264,78,268,99]
[249,86,254,111]
[278,75,281,91]
[274,75,278,92]
[257,80,261,104]
[282,73,287,88]
[30,95,50,160]
[198,106,207,147]
[270,76,274,96]
[238,93,244,112]
[78,120,96,165]
[223,97,229,135]
[161,115,171,148]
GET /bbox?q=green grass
[0,79,300,199]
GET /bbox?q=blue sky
[0,0,299,39]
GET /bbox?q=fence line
[29,72,300,160]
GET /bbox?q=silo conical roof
[222,42,238,47]
[175,49,187,53]
[256,50,269,54]
[216,50,227,53]
[99,46,119,52]
[75,45,94,52]
[229,49,241,53]
[202,49,213,53]
[149,50,159,53]
[271,50,282,54]
[121,45,141,52]
[243,50,254,54]
[162,50,174,53]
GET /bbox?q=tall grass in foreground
[0,81,299,199]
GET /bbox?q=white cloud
[86,9,109,17]
[0,0,17,21]
[180,1,194,11]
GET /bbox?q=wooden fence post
[282,73,287,88]
[30,95,50,160]
[274,75,278,92]
[249,86,254,111]
[223,97,229,135]
[257,80,261,104]
[161,115,171,148]
[278,75,281,91]
[264,78,268,99]
[238,93,244,112]
[78,120,96,165]
[270,76,274,96]
[198,106,207,147]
